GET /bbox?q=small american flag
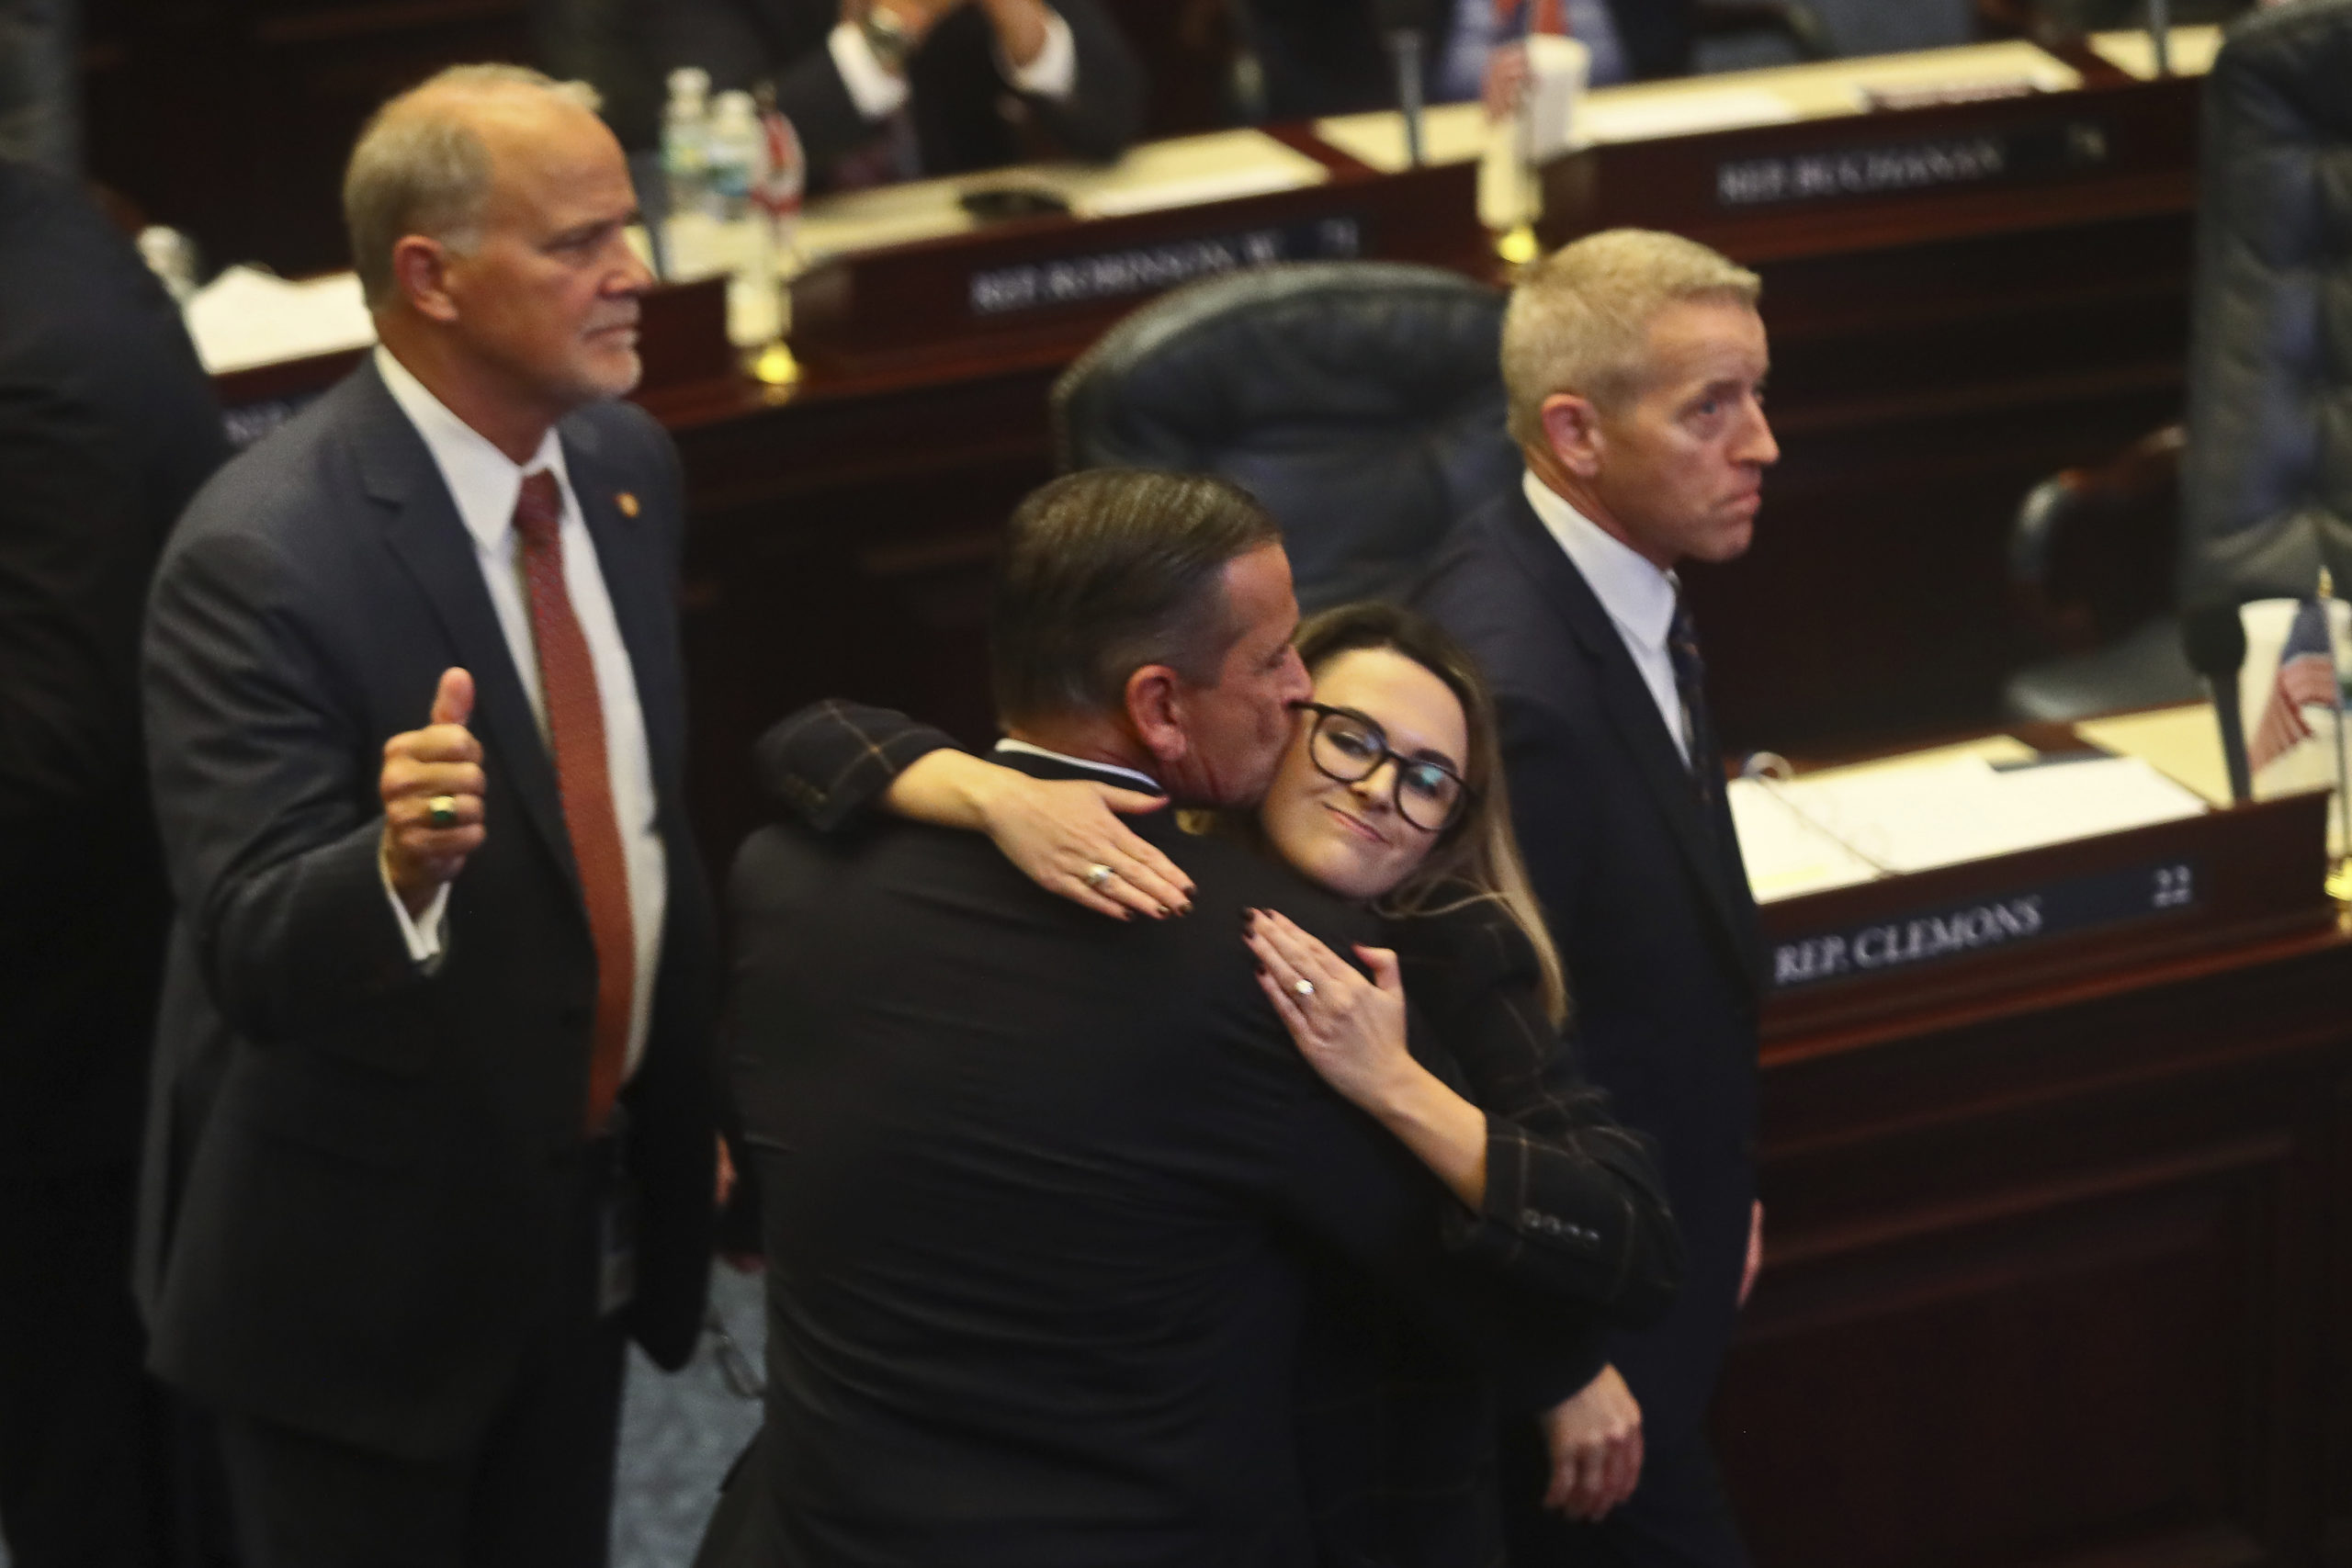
[2249,598,2343,773]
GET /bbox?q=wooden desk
[639,43,2205,874]
[1730,918,2352,1567]
[198,42,2212,910]
[1719,773,2352,1566]
[650,132,1490,874]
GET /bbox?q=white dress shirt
[992,738,1163,793]
[1521,468,1689,763]
[828,6,1078,121]
[375,346,668,1076]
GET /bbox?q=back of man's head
[990,468,1283,725]
[1500,229,1760,447]
[344,63,601,311]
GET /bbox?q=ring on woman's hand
[426,795,459,829]
[1083,863,1116,890]
[1293,979,1316,998]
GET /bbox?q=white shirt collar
[375,345,573,554]
[1521,468,1679,655]
[992,738,1164,795]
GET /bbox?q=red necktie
[514,470,634,1134]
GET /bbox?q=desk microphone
[1374,0,1427,165]
[2183,605,2251,805]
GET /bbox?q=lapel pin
[616,491,640,518]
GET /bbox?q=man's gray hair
[344,63,603,310]
[1500,229,1760,447]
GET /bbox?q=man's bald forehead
[383,79,599,151]
[342,65,608,307]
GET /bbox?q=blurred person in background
[1238,0,1682,119]
[656,0,1142,190]
[0,0,74,173]
[0,155,227,1566]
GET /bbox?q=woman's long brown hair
[1198,602,1570,1027]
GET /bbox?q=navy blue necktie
[1668,591,1721,829]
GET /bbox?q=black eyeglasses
[1298,703,1475,833]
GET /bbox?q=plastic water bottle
[706,90,762,222]
[661,67,717,280]
[706,89,781,344]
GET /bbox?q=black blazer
[656,0,1144,186]
[1415,484,1765,1450]
[0,162,227,1181]
[718,747,1615,1567]
[136,362,718,1465]
[742,703,1683,1567]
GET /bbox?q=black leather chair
[1053,260,1519,611]
[2001,428,2197,720]
[2000,0,2352,721]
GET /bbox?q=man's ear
[1124,664,1189,771]
[390,234,461,324]
[1539,391,1604,479]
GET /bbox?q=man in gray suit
[139,64,717,1567]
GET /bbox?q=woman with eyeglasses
[761,601,1678,1549]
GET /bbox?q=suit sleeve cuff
[1000,7,1076,100]
[1441,1122,1605,1275]
[829,20,911,119]
[379,849,449,967]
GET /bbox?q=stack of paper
[791,130,1329,266]
[184,266,374,375]
[2088,26,2223,80]
[1727,778,1883,902]
[1311,40,2080,175]
[2074,704,2233,808]
[1046,130,1329,219]
[1732,748,2211,903]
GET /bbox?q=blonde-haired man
[1417,228,1776,1568]
[138,65,717,1566]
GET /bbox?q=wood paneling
[85,0,534,275]
[1725,925,2352,1567]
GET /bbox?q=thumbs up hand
[380,667,487,916]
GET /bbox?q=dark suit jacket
[1416,484,1765,1451]
[746,703,1684,1564]
[135,361,718,1465]
[718,746,1617,1567]
[657,0,1143,186]
[0,162,227,1181]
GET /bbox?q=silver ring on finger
[1293,978,1316,998]
[1083,863,1115,891]
[426,795,459,829]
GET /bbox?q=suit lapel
[561,416,684,800]
[349,364,581,894]
[1498,491,1759,980]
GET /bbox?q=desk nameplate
[1758,790,2332,1043]
[967,216,1367,318]
[1715,118,2110,211]
[1771,856,2196,989]
[1536,73,2197,260]
[788,159,1482,370]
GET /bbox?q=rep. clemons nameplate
[1771,858,2197,989]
